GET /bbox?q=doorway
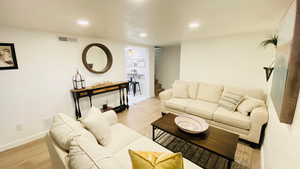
[125,46,150,105]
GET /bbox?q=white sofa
[46,111,202,169]
[159,80,268,144]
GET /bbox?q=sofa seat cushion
[213,107,251,130]
[114,137,202,169]
[104,123,142,153]
[164,98,189,112]
[185,100,218,120]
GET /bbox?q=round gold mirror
[82,43,113,74]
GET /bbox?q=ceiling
[0,0,294,45]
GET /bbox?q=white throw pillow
[50,113,97,150]
[102,110,118,126]
[223,86,265,101]
[219,91,244,111]
[173,82,189,98]
[197,83,224,103]
[237,96,265,116]
[69,136,123,169]
[80,107,111,146]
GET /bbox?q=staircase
[155,78,164,97]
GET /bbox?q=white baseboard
[0,130,48,152]
[261,146,265,169]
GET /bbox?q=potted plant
[260,34,278,82]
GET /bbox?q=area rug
[154,130,249,169]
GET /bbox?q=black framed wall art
[0,43,18,70]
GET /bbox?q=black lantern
[72,70,86,89]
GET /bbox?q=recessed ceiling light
[189,22,200,29]
[139,33,148,38]
[77,19,89,26]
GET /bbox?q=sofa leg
[243,123,268,149]
[250,142,260,149]
[258,123,268,146]
[161,112,167,116]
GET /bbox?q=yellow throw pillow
[128,150,183,169]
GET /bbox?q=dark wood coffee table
[151,113,238,169]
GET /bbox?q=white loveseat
[159,80,268,144]
[46,111,202,169]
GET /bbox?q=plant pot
[264,67,274,82]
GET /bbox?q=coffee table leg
[152,126,155,141]
[227,160,232,169]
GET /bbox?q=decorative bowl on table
[174,115,209,134]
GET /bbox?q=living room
[0,1,299,169]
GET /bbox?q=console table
[71,81,129,119]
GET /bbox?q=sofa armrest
[250,106,269,125]
[159,88,173,101]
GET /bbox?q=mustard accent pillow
[128,150,183,169]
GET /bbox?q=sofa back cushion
[172,80,199,99]
[173,81,189,98]
[69,136,123,169]
[196,82,224,103]
[223,86,265,101]
[188,81,199,99]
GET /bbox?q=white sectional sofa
[159,80,269,144]
[46,111,202,169]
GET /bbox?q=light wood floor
[0,98,261,169]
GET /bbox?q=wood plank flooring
[0,98,261,169]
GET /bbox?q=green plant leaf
[261,34,278,48]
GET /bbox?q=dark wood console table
[71,81,129,119]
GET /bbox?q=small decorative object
[0,43,18,70]
[174,115,209,134]
[72,70,86,90]
[102,104,108,110]
[102,99,108,110]
[260,34,279,82]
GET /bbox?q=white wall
[0,26,154,151]
[262,96,300,169]
[155,45,180,89]
[180,32,274,89]
[149,47,155,97]
[262,1,299,169]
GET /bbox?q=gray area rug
[154,130,248,169]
